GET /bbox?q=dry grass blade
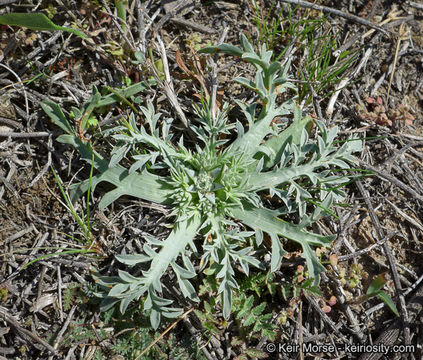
[153,35,189,127]
[355,180,410,344]
[175,49,209,98]
[385,199,423,232]
[385,23,411,105]
[359,161,423,204]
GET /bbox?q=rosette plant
[42,35,361,329]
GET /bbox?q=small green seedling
[365,274,399,316]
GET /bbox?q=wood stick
[0,306,57,355]
[279,0,388,36]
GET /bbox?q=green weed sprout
[42,35,361,329]
[365,275,399,316]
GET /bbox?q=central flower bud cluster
[170,151,249,218]
[193,170,219,215]
[195,171,214,195]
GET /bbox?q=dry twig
[355,180,410,345]
[0,306,57,355]
[152,35,189,128]
[279,0,388,35]
[359,161,423,204]
[0,131,51,138]
[359,281,423,360]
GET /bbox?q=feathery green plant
[42,35,361,329]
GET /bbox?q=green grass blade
[115,0,127,31]
[85,151,95,236]
[23,248,94,269]
[376,291,399,316]
[96,81,155,107]
[366,274,388,295]
[50,165,89,239]
[0,13,87,39]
